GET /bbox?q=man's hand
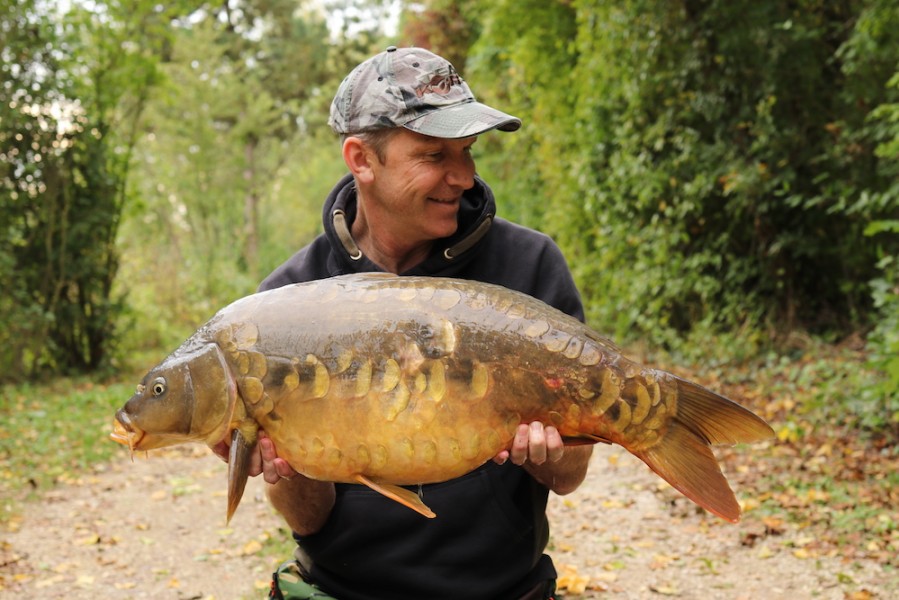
[493,421,593,495]
[493,422,564,466]
[211,431,298,484]
[213,432,333,535]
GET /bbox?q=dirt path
[1,445,893,599]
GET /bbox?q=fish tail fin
[673,378,775,445]
[226,427,256,524]
[634,378,773,523]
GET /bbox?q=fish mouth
[110,411,145,458]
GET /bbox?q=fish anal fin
[353,474,436,519]
[226,426,257,524]
[635,422,741,523]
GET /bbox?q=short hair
[341,128,402,164]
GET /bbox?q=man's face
[365,129,478,244]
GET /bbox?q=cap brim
[403,101,521,139]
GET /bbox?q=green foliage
[844,0,899,428]
[0,376,135,520]
[118,1,370,347]
[864,251,899,433]
[862,76,899,426]
[460,0,899,359]
[398,0,484,70]
[0,0,178,380]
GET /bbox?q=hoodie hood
[322,173,497,276]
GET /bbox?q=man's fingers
[527,422,547,465]
[510,424,530,465]
[544,425,564,463]
[258,436,281,483]
[507,422,565,467]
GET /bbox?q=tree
[122,1,334,324]
[465,0,899,353]
[0,0,172,378]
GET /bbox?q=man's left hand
[493,422,564,466]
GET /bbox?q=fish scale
[111,273,773,523]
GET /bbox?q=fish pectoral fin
[353,474,436,519]
[226,426,257,524]
[562,434,612,446]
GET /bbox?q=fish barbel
[111,273,773,523]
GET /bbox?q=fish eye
[151,377,166,396]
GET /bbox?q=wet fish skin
[111,273,773,523]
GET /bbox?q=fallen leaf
[556,564,590,595]
[650,583,680,596]
[114,582,138,590]
[242,539,263,555]
[762,516,786,535]
[35,575,65,588]
[76,534,100,546]
[650,553,677,570]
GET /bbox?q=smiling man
[223,46,593,600]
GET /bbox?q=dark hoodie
[260,174,584,600]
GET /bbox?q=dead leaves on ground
[552,352,897,598]
[0,451,283,597]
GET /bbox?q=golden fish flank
[111,273,774,524]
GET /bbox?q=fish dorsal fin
[353,474,436,519]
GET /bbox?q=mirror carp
[111,273,773,523]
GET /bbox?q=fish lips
[110,410,145,453]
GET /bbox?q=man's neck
[351,210,432,274]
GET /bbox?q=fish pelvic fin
[353,474,436,519]
[226,425,258,524]
[634,379,774,523]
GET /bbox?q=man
[227,46,593,600]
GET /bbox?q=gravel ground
[1,445,894,599]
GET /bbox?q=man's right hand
[211,431,299,484]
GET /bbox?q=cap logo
[415,67,463,98]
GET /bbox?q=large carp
[111,273,772,523]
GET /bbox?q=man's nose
[445,156,475,190]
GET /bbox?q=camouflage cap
[329,46,521,139]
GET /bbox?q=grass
[0,375,137,523]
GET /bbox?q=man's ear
[343,137,375,184]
